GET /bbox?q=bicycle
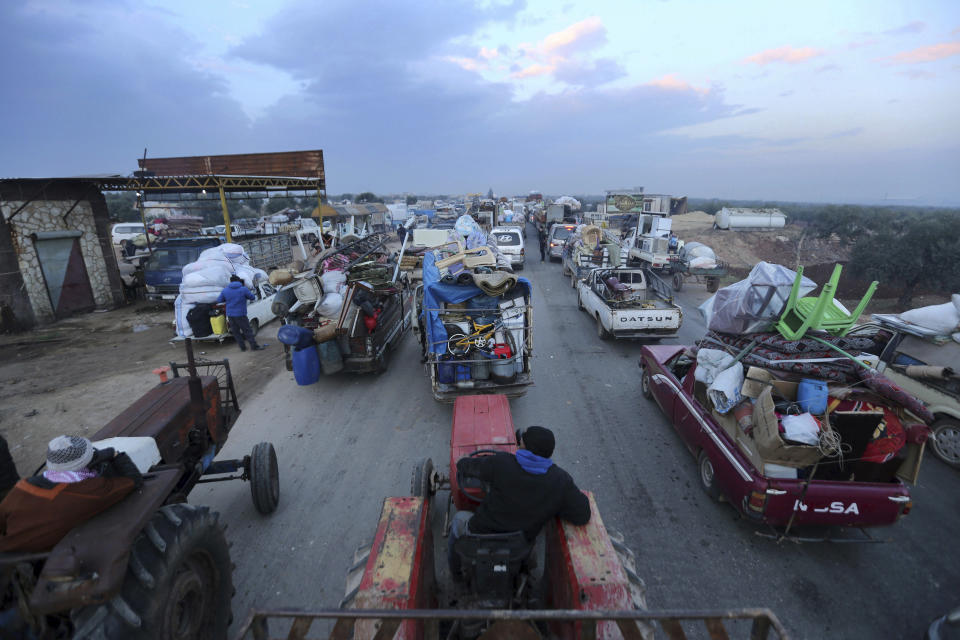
[444,317,506,357]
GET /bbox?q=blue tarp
[420,251,530,355]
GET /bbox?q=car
[639,344,921,536]
[547,223,576,261]
[490,226,524,270]
[111,222,145,245]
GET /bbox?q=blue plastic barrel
[278,324,315,349]
[797,378,828,414]
[292,346,321,385]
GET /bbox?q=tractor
[234,395,788,639]
[0,340,280,639]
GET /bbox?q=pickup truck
[144,235,292,302]
[576,267,682,340]
[639,345,921,537]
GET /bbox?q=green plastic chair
[775,264,878,340]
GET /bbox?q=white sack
[234,265,267,289]
[91,437,161,473]
[174,295,194,337]
[321,270,347,294]
[316,292,344,317]
[179,286,223,304]
[899,301,960,335]
[183,258,232,276]
[707,361,744,414]
[182,266,232,289]
[781,413,821,445]
[688,256,717,269]
[695,349,736,385]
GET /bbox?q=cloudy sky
[1,0,958,204]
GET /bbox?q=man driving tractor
[0,435,143,553]
[448,426,590,576]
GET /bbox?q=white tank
[715,208,786,230]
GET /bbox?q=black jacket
[456,452,590,541]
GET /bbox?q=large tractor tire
[340,542,373,608]
[606,528,654,639]
[411,458,435,498]
[71,504,232,640]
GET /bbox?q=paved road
[197,229,959,638]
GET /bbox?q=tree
[104,191,140,221]
[406,195,417,205]
[849,214,960,307]
[265,196,300,214]
[355,192,383,204]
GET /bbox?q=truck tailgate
[763,477,911,527]
[611,308,681,330]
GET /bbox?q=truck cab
[144,237,222,301]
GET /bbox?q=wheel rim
[934,424,960,464]
[165,552,215,639]
[700,456,714,488]
[642,372,649,395]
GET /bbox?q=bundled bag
[699,262,816,334]
[316,292,344,317]
[898,294,960,335]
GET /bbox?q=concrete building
[0,178,125,331]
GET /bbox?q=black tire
[706,276,720,293]
[606,527,648,612]
[71,504,232,640]
[672,273,684,291]
[250,442,280,515]
[249,319,259,338]
[596,315,610,341]
[283,346,293,371]
[411,457,435,498]
[641,367,653,400]
[570,272,577,288]
[931,418,960,468]
[697,450,722,501]
[577,293,584,311]
[375,343,392,374]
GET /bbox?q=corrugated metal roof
[138,150,324,184]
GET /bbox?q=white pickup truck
[576,267,682,340]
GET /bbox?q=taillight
[746,489,767,514]
[901,500,912,517]
[520,248,524,255]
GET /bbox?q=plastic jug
[292,346,321,385]
[797,378,828,414]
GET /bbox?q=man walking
[216,275,266,351]
[538,224,547,262]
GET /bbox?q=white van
[111,223,145,245]
[490,226,525,270]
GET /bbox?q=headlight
[145,285,157,293]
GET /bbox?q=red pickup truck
[639,345,919,535]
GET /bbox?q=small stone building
[0,178,125,331]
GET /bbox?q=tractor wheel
[931,418,960,468]
[672,273,683,291]
[71,504,232,640]
[249,319,259,338]
[697,450,722,502]
[706,276,720,293]
[411,458,435,498]
[641,367,653,401]
[250,442,280,515]
[340,542,372,608]
[596,315,611,341]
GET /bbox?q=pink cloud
[743,46,825,65]
[880,41,960,64]
[446,56,483,72]
[540,17,605,55]
[479,47,499,60]
[644,73,709,95]
[511,63,555,79]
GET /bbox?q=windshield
[144,247,202,270]
[493,232,521,246]
[552,226,573,241]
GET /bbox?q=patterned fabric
[45,435,94,472]
[43,469,98,484]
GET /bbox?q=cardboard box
[744,369,828,468]
[742,366,798,401]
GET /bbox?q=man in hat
[0,436,143,552]
[216,275,266,352]
[447,426,590,577]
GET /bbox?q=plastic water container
[278,324,315,349]
[437,361,455,384]
[317,341,344,375]
[797,378,828,414]
[471,357,491,380]
[292,346,321,385]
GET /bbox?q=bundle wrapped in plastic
[320,270,347,294]
[234,264,268,289]
[455,214,482,237]
[699,262,816,335]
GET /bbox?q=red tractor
[235,395,788,639]
[0,341,280,639]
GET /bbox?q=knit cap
[46,435,94,472]
[520,426,555,458]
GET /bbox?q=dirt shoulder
[0,301,282,475]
